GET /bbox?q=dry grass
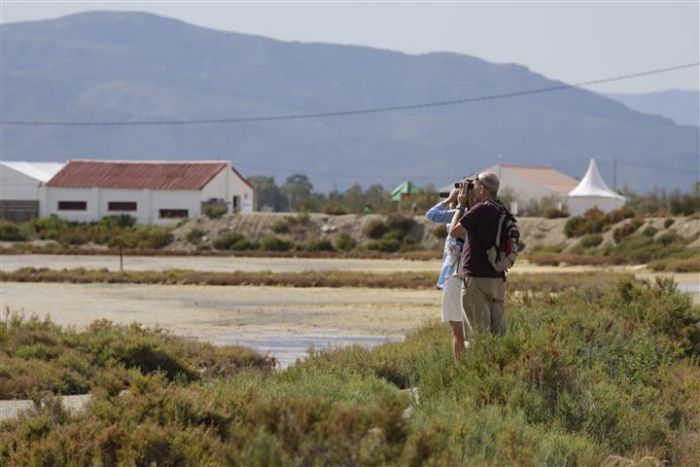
[648,255,700,273]
[0,267,634,293]
[0,244,441,261]
[523,252,627,267]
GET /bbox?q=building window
[58,201,87,211]
[159,209,188,219]
[108,201,137,211]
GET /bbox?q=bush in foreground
[0,315,274,399]
[1,278,699,465]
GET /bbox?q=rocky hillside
[170,212,700,253]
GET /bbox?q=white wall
[0,167,41,200]
[568,196,626,216]
[485,166,564,203]
[200,166,254,213]
[45,187,202,225]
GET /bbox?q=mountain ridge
[1,11,697,192]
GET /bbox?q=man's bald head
[477,172,500,196]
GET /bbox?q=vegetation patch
[648,255,700,273]
[564,207,636,238]
[1,215,174,249]
[0,268,632,293]
[0,313,274,399]
[1,278,698,464]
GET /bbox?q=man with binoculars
[449,172,507,338]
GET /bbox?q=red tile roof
[501,164,579,194]
[47,160,229,190]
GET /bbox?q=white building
[567,158,626,216]
[0,161,65,221]
[441,164,579,213]
[43,160,254,224]
[484,163,580,207]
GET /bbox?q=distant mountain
[1,11,698,192]
[605,90,699,128]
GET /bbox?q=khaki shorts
[461,276,506,336]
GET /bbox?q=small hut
[391,180,419,202]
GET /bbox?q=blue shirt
[425,200,464,289]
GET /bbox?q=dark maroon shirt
[458,201,505,278]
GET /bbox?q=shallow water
[214,334,396,368]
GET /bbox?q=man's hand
[445,187,460,205]
[457,185,469,208]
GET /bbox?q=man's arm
[449,185,469,238]
[449,207,466,238]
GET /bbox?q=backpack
[484,199,520,272]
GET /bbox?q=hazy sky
[1,1,698,93]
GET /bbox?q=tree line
[248,174,700,217]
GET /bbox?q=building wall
[202,167,254,213]
[0,167,41,200]
[568,196,625,216]
[44,187,204,225]
[487,166,564,203]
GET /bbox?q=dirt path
[0,253,637,274]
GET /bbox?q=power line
[1,62,697,127]
[598,158,693,175]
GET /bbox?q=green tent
[391,180,419,202]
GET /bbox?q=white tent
[567,158,626,216]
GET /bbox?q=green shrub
[0,314,273,399]
[367,237,402,252]
[302,238,335,252]
[271,219,289,234]
[212,232,254,250]
[259,235,292,252]
[579,234,603,248]
[0,222,27,241]
[604,206,637,224]
[612,218,644,243]
[564,208,606,237]
[295,212,310,224]
[321,202,348,215]
[543,208,568,219]
[333,232,357,251]
[657,230,682,246]
[204,205,227,219]
[642,226,658,237]
[136,228,173,249]
[565,207,638,238]
[363,219,388,239]
[186,229,206,244]
[101,215,136,229]
[386,214,416,235]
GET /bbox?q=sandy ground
[0,253,637,274]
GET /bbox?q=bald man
[449,172,507,337]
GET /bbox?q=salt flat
[0,282,440,366]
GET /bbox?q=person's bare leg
[449,321,465,360]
